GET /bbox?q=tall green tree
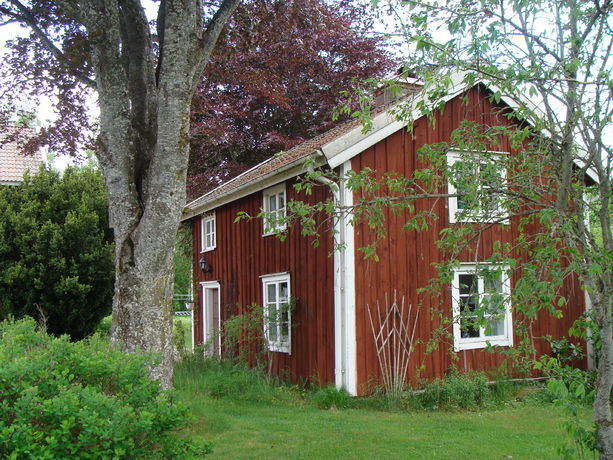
[0,0,241,387]
[0,167,114,340]
[361,0,611,455]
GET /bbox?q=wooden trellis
[367,291,419,398]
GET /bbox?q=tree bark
[593,288,613,459]
[75,0,241,388]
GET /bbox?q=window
[261,273,291,353]
[447,151,507,223]
[262,183,286,235]
[451,264,513,351]
[201,212,216,252]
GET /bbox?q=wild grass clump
[310,386,352,410]
[174,351,303,405]
[0,317,209,459]
[411,370,490,410]
[175,349,531,414]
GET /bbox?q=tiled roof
[183,95,406,218]
[0,127,42,184]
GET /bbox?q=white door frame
[200,281,221,356]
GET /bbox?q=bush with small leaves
[0,167,114,340]
[0,317,211,459]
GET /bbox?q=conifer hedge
[0,167,114,339]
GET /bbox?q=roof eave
[181,153,327,221]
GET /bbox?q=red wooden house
[182,74,589,395]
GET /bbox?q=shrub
[416,370,490,410]
[311,386,351,410]
[0,167,114,340]
[0,317,209,459]
[535,355,596,404]
[173,317,187,357]
[96,315,112,337]
[222,303,266,366]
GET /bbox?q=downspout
[310,156,357,395]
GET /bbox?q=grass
[180,399,579,459]
[174,358,593,459]
[174,315,193,351]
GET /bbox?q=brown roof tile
[0,127,42,184]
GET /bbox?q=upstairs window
[447,151,507,223]
[201,212,216,252]
[451,264,513,351]
[262,183,286,235]
[261,273,291,353]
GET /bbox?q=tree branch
[7,0,95,88]
[197,0,242,84]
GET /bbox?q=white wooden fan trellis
[367,291,419,397]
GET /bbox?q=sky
[0,22,55,124]
[0,21,85,169]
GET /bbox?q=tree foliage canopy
[187,0,395,197]
[272,0,611,454]
[367,0,611,455]
[0,167,114,340]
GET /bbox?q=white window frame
[447,151,508,223]
[200,212,216,252]
[451,263,513,352]
[262,183,287,236]
[261,272,291,354]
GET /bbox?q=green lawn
[174,361,592,459]
[181,398,583,459]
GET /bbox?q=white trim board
[333,160,357,395]
[200,281,221,357]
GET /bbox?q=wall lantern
[199,257,212,273]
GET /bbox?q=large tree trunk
[74,0,241,388]
[591,286,613,458]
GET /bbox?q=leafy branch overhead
[253,0,611,455]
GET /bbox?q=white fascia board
[324,115,407,169]
[323,73,470,170]
[485,81,600,185]
[182,154,327,221]
[324,71,599,185]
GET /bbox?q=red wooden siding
[191,178,336,385]
[351,86,586,393]
[189,85,586,394]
